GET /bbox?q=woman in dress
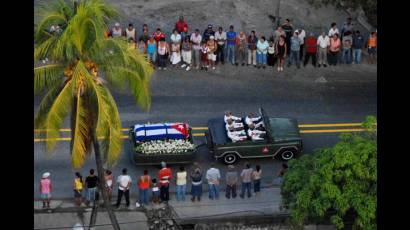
[275,35,287,72]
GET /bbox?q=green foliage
[306,0,377,27]
[281,117,377,229]
[34,0,153,168]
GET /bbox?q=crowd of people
[106,16,377,72]
[38,162,289,208]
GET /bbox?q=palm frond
[34,82,64,129]
[34,64,64,94]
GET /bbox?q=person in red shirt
[303,32,318,67]
[152,28,166,44]
[158,161,172,202]
[175,15,188,41]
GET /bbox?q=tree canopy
[281,116,377,229]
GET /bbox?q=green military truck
[205,108,303,164]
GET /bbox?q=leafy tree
[307,0,377,27]
[281,116,377,229]
[34,0,153,229]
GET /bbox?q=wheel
[223,153,238,164]
[280,149,295,161]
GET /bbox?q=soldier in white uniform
[224,111,242,123]
[225,119,244,131]
[227,126,247,142]
[247,123,266,141]
[245,112,264,129]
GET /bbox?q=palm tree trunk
[90,135,121,230]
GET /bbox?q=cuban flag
[134,123,190,142]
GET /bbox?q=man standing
[203,24,215,42]
[341,31,353,64]
[287,31,301,68]
[303,32,318,67]
[190,29,202,69]
[239,163,253,199]
[207,36,218,70]
[247,31,258,67]
[85,169,99,206]
[341,17,354,39]
[110,22,122,38]
[124,23,136,41]
[215,26,227,65]
[206,163,221,200]
[225,165,238,199]
[297,28,306,61]
[281,19,293,54]
[317,31,330,67]
[235,31,247,66]
[226,25,237,65]
[115,168,132,208]
[158,161,172,202]
[175,15,188,40]
[328,22,339,37]
[352,30,364,64]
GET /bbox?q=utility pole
[276,0,281,27]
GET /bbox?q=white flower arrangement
[135,139,195,155]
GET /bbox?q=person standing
[152,28,166,44]
[367,31,377,64]
[138,170,151,207]
[352,30,364,64]
[235,31,247,66]
[157,38,169,70]
[273,163,288,185]
[139,24,150,44]
[40,172,52,208]
[275,35,287,71]
[303,32,317,67]
[74,172,83,206]
[297,28,306,61]
[115,168,132,208]
[252,165,262,197]
[85,169,99,206]
[225,165,238,199]
[158,161,172,202]
[239,163,253,198]
[341,17,354,38]
[328,22,339,37]
[215,26,227,65]
[207,36,218,70]
[267,40,276,67]
[124,23,136,40]
[206,163,221,200]
[247,31,258,67]
[175,15,188,40]
[341,31,353,64]
[273,26,286,43]
[256,36,269,69]
[104,170,113,203]
[281,19,294,55]
[190,29,202,69]
[137,38,147,54]
[110,22,122,38]
[151,178,160,204]
[170,41,181,68]
[203,24,215,42]
[176,166,187,202]
[190,162,203,202]
[317,31,330,67]
[329,34,341,66]
[181,36,192,71]
[226,25,237,65]
[287,31,301,68]
[200,41,210,71]
[146,36,157,65]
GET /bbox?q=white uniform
[225,122,244,131]
[245,116,264,128]
[228,130,247,142]
[224,114,241,123]
[247,129,266,141]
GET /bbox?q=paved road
[34,64,377,198]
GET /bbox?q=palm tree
[34,0,153,229]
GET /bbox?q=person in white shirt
[170,29,182,44]
[214,27,227,64]
[247,123,266,141]
[190,29,202,69]
[111,22,122,38]
[226,119,244,131]
[245,112,264,128]
[297,28,306,61]
[206,163,221,199]
[328,22,339,37]
[115,168,132,208]
[224,111,242,123]
[317,31,330,67]
[125,23,136,40]
[227,126,247,142]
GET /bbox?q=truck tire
[280,149,295,161]
[223,153,238,164]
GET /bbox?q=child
[200,41,209,71]
[170,42,181,68]
[137,38,147,54]
[151,178,160,204]
[40,172,52,208]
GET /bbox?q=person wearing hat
[225,164,239,199]
[226,25,237,65]
[158,161,172,202]
[39,172,52,208]
[111,22,122,38]
[203,24,215,42]
[206,35,217,70]
[235,31,247,66]
[190,29,202,69]
[303,32,318,67]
